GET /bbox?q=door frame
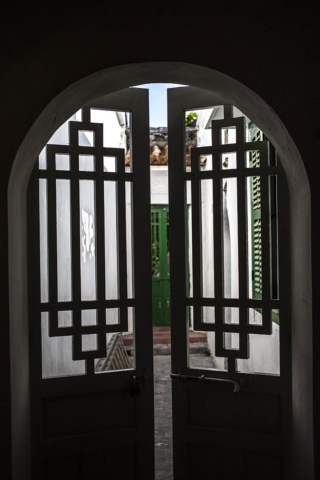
[8,63,313,479]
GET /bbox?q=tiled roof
[125,145,206,166]
[125,126,206,166]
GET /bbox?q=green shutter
[249,124,279,325]
[249,124,262,300]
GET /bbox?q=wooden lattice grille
[36,106,134,375]
[185,107,284,372]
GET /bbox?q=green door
[151,206,170,325]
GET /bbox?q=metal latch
[170,373,240,394]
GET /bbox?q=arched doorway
[8,63,313,479]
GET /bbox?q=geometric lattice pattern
[37,106,134,374]
[185,108,281,371]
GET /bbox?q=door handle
[170,373,240,394]
[130,376,141,397]
[130,369,150,397]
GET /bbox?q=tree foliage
[185,112,198,126]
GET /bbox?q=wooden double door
[28,86,292,479]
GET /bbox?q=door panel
[168,87,291,479]
[28,88,154,479]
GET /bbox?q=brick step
[153,326,171,333]
[122,328,207,346]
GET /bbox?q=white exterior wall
[40,113,87,377]
[237,313,280,375]
[150,166,169,204]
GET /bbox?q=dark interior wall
[1,2,319,478]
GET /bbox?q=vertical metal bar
[224,106,239,369]
[224,105,241,368]
[82,106,90,123]
[211,120,224,358]
[69,122,82,361]
[47,146,58,335]
[168,89,188,374]
[191,148,201,331]
[94,117,107,359]
[117,150,128,331]
[223,105,233,119]
[131,89,153,373]
[168,83,190,480]
[236,118,249,359]
[86,358,95,375]
[261,143,272,334]
[130,88,155,479]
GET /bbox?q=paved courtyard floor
[153,344,215,479]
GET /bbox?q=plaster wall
[150,166,169,205]
[237,318,280,375]
[150,166,191,205]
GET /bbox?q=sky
[133,83,186,127]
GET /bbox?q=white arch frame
[8,62,313,479]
